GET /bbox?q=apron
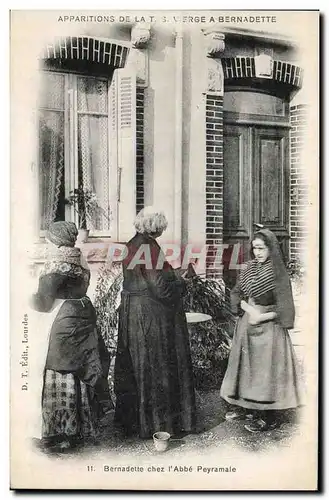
[28,299,66,439]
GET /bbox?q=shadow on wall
[149,25,176,63]
[78,23,132,43]
[143,87,155,206]
[182,30,192,246]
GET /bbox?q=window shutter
[109,72,119,240]
[109,67,136,242]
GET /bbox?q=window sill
[29,237,117,264]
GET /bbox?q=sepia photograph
[9,9,319,491]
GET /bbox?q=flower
[287,258,305,282]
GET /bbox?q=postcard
[10,9,319,490]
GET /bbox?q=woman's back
[121,232,179,307]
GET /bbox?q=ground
[37,388,302,460]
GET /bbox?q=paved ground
[38,389,302,460]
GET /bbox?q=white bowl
[153,431,171,452]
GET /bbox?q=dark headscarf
[46,221,78,248]
[253,229,295,329]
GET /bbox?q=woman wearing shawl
[220,228,303,432]
[31,221,111,452]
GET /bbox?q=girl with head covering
[30,221,111,452]
[220,228,304,432]
[114,207,196,438]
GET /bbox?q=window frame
[223,87,291,128]
[38,69,113,238]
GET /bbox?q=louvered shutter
[109,67,136,242]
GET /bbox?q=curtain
[77,77,110,231]
[39,110,64,230]
[38,73,110,232]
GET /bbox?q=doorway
[222,122,290,289]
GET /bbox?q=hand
[248,310,263,325]
[241,300,258,315]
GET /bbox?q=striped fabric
[239,259,275,299]
[42,370,97,440]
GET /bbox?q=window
[38,71,111,234]
[223,91,286,116]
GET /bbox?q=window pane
[38,72,111,233]
[39,110,65,230]
[78,115,110,231]
[77,77,108,114]
[39,73,65,110]
[223,91,285,116]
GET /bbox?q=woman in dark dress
[31,221,110,451]
[114,207,196,439]
[220,228,304,432]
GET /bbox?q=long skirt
[114,295,196,438]
[42,369,98,442]
[28,299,66,440]
[220,310,304,410]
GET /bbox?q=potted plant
[65,188,111,243]
[93,265,234,392]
